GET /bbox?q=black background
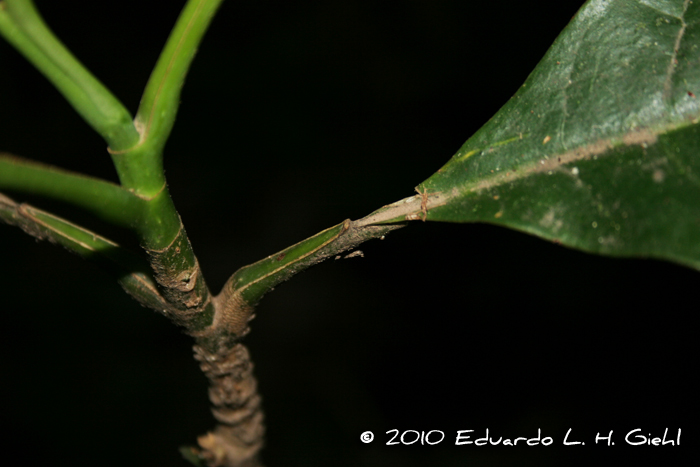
[0,1,695,466]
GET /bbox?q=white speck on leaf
[653,169,665,183]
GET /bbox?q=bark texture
[2,190,416,467]
[194,343,264,467]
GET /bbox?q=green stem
[218,197,423,314]
[213,217,405,340]
[0,0,139,151]
[0,192,171,312]
[136,0,224,149]
[114,0,225,196]
[224,221,354,306]
[0,152,145,228]
[106,0,225,326]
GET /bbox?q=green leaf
[416,0,700,269]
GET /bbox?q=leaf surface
[418,0,700,269]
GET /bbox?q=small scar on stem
[415,187,428,221]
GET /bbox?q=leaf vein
[663,0,691,102]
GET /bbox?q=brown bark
[194,343,264,467]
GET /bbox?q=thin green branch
[0,152,146,228]
[0,0,139,151]
[0,192,172,312]
[112,0,224,196]
[103,0,225,325]
[218,198,420,313]
[213,217,406,340]
[136,0,224,150]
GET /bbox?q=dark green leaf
[418,0,700,269]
